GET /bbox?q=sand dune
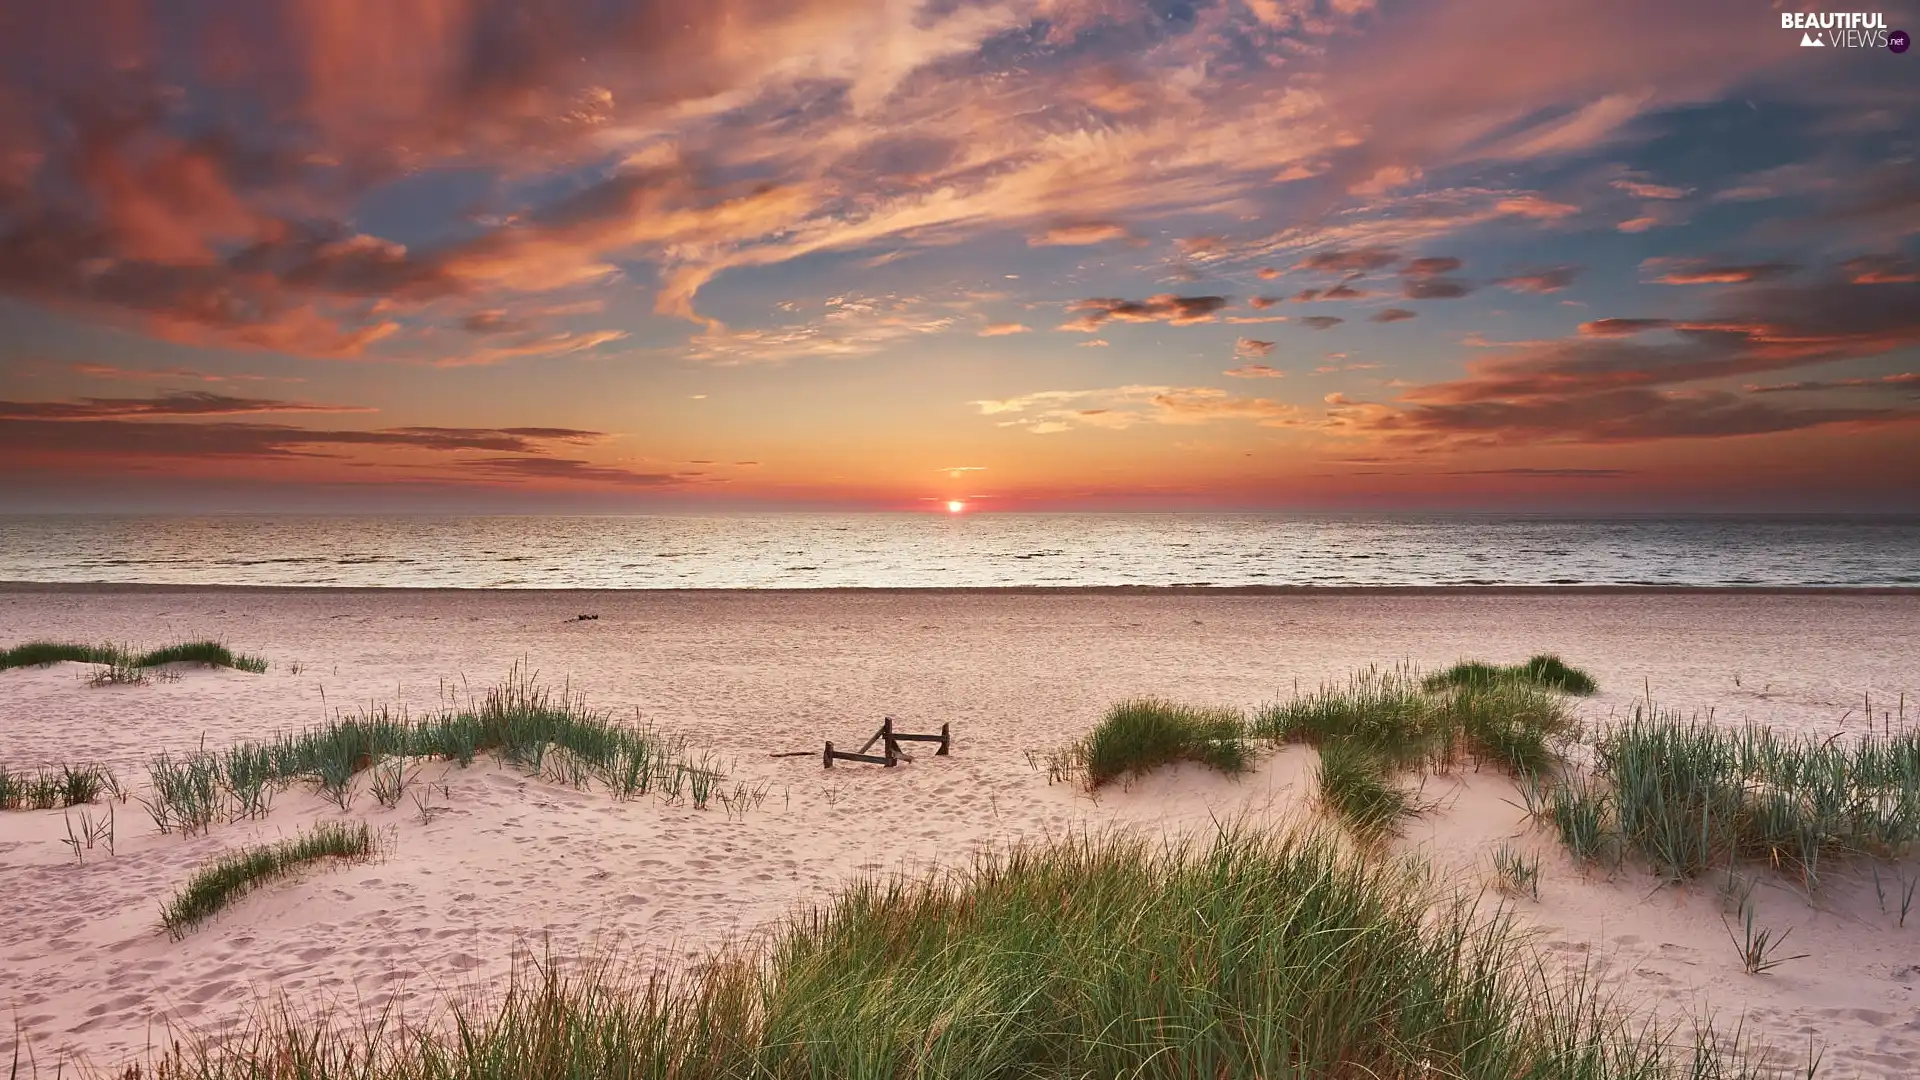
[2,588,1917,1076]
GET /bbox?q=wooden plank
[858,717,893,755]
[825,746,897,767]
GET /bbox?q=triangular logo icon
[1800,31,1824,45]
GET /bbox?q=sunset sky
[1,0,1916,512]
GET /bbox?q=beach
[3,586,1918,1076]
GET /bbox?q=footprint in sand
[186,979,232,1003]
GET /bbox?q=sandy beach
[3,586,1918,1077]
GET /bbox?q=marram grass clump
[1426,653,1599,696]
[1571,708,1920,888]
[0,763,117,810]
[139,666,726,833]
[1076,698,1250,789]
[0,639,267,674]
[134,825,1807,1080]
[1249,663,1581,838]
[1314,739,1414,839]
[160,821,374,939]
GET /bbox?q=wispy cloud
[71,365,287,385]
[0,392,373,421]
[1320,276,1920,449]
[972,385,1297,434]
[1579,318,1675,337]
[684,295,955,364]
[1611,178,1691,200]
[1224,364,1285,379]
[1646,260,1798,285]
[1746,373,1919,394]
[1494,267,1581,294]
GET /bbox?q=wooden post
[823,741,834,769]
[937,722,950,756]
[858,717,893,756]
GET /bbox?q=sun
[946,500,966,514]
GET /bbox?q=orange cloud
[1842,255,1920,285]
[1323,277,1920,449]
[1649,261,1798,285]
[1224,364,1285,378]
[1579,318,1675,337]
[1029,222,1132,246]
[1611,179,1691,200]
[1493,267,1581,294]
[972,384,1298,433]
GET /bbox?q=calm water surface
[0,514,1913,589]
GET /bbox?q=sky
[0,0,1916,513]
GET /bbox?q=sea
[0,513,1914,589]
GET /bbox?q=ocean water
[0,513,1913,589]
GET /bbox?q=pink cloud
[1224,364,1286,379]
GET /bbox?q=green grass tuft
[1437,680,1574,777]
[0,639,267,673]
[1081,698,1249,789]
[1426,654,1599,696]
[1584,712,1920,888]
[138,666,724,832]
[1251,664,1435,766]
[1517,654,1599,695]
[1314,740,1413,838]
[1491,841,1542,900]
[159,821,375,939]
[0,763,117,811]
[135,640,270,672]
[1550,779,1612,864]
[135,825,1802,1080]
[0,642,122,668]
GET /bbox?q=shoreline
[4,581,1919,596]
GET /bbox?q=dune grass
[141,667,724,834]
[136,825,1802,1080]
[1252,664,1438,765]
[1314,739,1414,838]
[0,642,122,668]
[0,639,267,674]
[160,821,375,939]
[1563,707,1920,888]
[1426,653,1599,696]
[1251,665,1578,838]
[0,763,117,811]
[1077,698,1250,789]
